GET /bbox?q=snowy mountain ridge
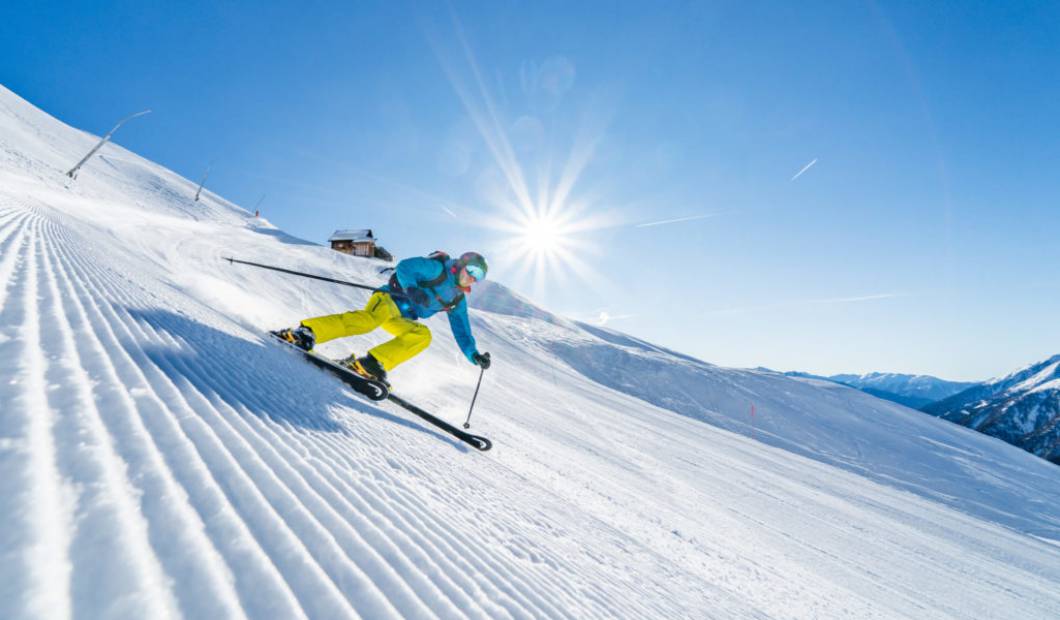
[2,83,1059,619]
[780,370,976,409]
[924,354,1060,464]
[828,371,978,403]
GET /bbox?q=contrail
[441,205,458,218]
[791,158,818,181]
[635,213,716,228]
[806,293,904,304]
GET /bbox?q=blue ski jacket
[382,255,478,363]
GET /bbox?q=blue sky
[2,1,1058,380]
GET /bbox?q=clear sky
[2,1,1058,381]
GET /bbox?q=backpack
[389,251,464,312]
[420,251,452,288]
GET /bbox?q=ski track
[39,213,250,619]
[0,207,74,620]
[46,212,364,620]
[36,213,181,618]
[0,200,696,618]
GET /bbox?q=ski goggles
[465,263,486,281]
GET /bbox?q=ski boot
[340,353,389,386]
[272,325,316,351]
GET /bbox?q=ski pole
[463,366,486,429]
[223,257,409,300]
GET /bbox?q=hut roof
[328,229,375,242]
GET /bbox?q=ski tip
[362,381,390,401]
[470,436,493,451]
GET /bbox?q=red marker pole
[750,403,757,441]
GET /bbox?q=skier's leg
[300,292,397,345]
[367,318,432,371]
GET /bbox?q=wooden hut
[329,229,376,257]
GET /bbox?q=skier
[274,251,492,383]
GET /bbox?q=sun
[472,197,605,300]
[519,213,566,257]
[485,200,612,301]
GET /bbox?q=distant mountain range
[923,355,1060,465]
[783,359,1060,465]
[830,373,979,405]
[780,371,976,409]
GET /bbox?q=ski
[269,331,389,401]
[387,394,493,452]
[269,332,493,451]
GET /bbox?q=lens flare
[430,15,618,300]
[473,196,618,302]
[520,214,565,256]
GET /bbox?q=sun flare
[430,14,626,304]
[519,214,566,256]
[480,199,614,303]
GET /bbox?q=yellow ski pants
[300,292,431,371]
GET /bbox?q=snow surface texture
[1,84,1059,619]
[924,355,1060,464]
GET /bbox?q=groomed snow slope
[1,85,1059,619]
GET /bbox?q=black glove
[406,288,429,306]
[472,351,491,369]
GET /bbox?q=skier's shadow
[128,308,467,451]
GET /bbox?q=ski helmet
[459,251,488,281]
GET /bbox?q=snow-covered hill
[924,355,1060,464]
[2,84,1059,619]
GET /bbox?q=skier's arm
[394,256,443,290]
[447,298,479,363]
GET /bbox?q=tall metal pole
[194,164,212,202]
[67,109,152,179]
